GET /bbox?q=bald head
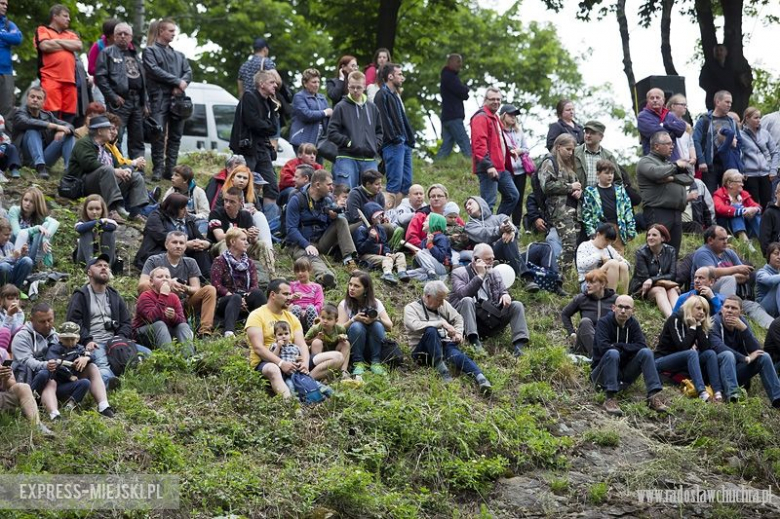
[613,295,635,326]
[693,267,715,290]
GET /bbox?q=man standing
[327,70,383,188]
[237,37,274,98]
[95,22,147,161]
[637,88,686,161]
[143,18,192,181]
[693,90,739,193]
[374,63,414,210]
[435,53,471,160]
[573,120,622,188]
[285,170,357,289]
[12,86,75,178]
[34,4,82,122]
[470,87,518,217]
[636,131,694,252]
[591,295,669,416]
[0,0,22,120]
[138,231,217,337]
[404,280,491,394]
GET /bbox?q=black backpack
[105,337,140,376]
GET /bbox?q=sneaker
[427,269,437,280]
[380,272,398,285]
[699,391,711,402]
[36,164,49,179]
[99,406,116,418]
[37,422,55,437]
[341,370,352,381]
[648,394,670,413]
[11,169,21,179]
[107,210,126,224]
[116,206,131,219]
[479,379,493,396]
[63,399,78,412]
[0,172,7,183]
[319,384,335,398]
[224,331,235,338]
[107,377,121,391]
[603,398,623,416]
[513,344,525,357]
[352,362,367,376]
[150,186,162,203]
[369,363,387,376]
[345,259,358,273]
[524,279,540,293]
[397,270,411,282]
[321,273,336,290]
[470,336,483,351]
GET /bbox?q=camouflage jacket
[537,156,579,224]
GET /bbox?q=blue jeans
[332,158,379,189]
[477,170,519,217]
[412,327,481,377]
[720,350,780,402]
[436,119,472,159]
[29,370,90,403]
[0,257,33,288]
[0,142,21,171]
[759,284,780,318]
[546,227,563,260]
[717,215,761,239]
[20,130,75,168]
[348,320,386,365]
[92,342,153,386]
[382,142,413,194]
[590,348,662,396]
[655,350,706,394]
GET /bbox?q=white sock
[98,401,110,412]
[49,410,60,420]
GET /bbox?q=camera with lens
[238,138,252,149]
[104,319,119,332]
[361,307,378,319]
[323,196,344,214]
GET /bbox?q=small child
[164,165,210,235]
[443,201,470,265]
[0,284,24,362]
[717,124,745,173]
[415,213,451,280]
[353,202,409,285]
[271,321,332,400]
[75,194,117,266]
[305,304,351,379]
[289,256,324,331]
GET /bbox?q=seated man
[0,217,33,289]
[386,183,426,229]
[711,295,780,406]
[285,170,358,289]
[561,269,617,357]
[1,357,53,436]
[404,280,492,394]
[245,279,343,398]
[674,267,725,316]
[591,295,669,416]
[138,231,217,337]
[207,187,264,259]
[463,195,539,292]
[65,254,152,387]
[11,86,76,179]
[449,243,530,357]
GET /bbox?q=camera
[238,138,252,149]
[104,320,119,332]
[361,307,378,319]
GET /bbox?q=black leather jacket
[94,44,147,106]
[142,42,192,101]
[629,243,678,295]
[11,106,73,149]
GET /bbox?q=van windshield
[214,105,236,141]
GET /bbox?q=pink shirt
[289,280,324,313]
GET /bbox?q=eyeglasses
[429,194,446,199]
[657,141,675,146]
[616,304,634,311]
[729,180,744,184]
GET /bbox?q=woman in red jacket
[133,267,194,356]
[713,169,762,249]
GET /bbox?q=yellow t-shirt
[245,305,303,368]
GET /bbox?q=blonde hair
[20,187,49,223]
[224,227,247,248]
[681,295,712,333]
[722,169,743,187]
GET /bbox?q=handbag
[380,338,405,368]
[316,122,338,163]
[58,175,84,200]
[475,300,511,331]
[525,243,560,292]
[521,152,536,174]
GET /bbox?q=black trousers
[511,173,527,227]
[216,290,267,333]
[110,90,146,162]
[150,93,185,179]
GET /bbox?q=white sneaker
[224,331,235,338]
[0,173,8,183]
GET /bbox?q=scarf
[222,249,251,292]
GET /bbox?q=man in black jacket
[143,18,192,181]
[95,22,147,161]
[591,295,669,416]
[435,54,471,160]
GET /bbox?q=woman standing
[629,224,679,317]
[741,106,779,209]
[289,69,332,156]
[500,104,531,226]
[545,99,584,151]
[326,55,358,105]
[366,48,391,102]
[337,271,393,376]
[666,94,697,172]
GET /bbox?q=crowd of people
[3,4,780,432]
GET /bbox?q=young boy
[271,321,333,400]
[333,184,350,211]
[353,202,409,285]
[279,144,321,193]
[305,304,352,379]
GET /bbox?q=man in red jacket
[470,87,519,217]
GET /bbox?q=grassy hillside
[1,154,779,518]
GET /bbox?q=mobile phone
[2,359,12,367]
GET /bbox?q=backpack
[524,242,560,292]
[290,372,325,404]
[105,337,140,376]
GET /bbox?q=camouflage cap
[58,321,81,339]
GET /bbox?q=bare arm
[39,39,82,52]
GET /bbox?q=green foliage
[749,68,780,115]
[587,481,609,504]
[547,475,570,495]
[582,428,621,448]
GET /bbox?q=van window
[183,104,207,137]
[213,105,236,141]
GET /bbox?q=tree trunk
[694,0,718,109]
[376,0,402,56]
[616,0,637,114]
[660,0,677,75]
[720,0,752,115]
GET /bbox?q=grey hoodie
[10,322,59,373]
[464,196,516,245]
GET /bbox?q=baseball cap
[498,104,520,116]
[58,321,81,339]
[86,253,111,271]
[253,37,269,51]
[584,120,606,134]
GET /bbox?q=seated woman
[134,193,212,276]
[0,284,24,362]
[8,187,59,268]
[337,271,392,376]
[132,267,194,356]
[210,228,267,337]
[629,224,679,317]
[575,223,629,294]
[560,269,617,357]
[756,242,780,317]
[214,165,273,249]
[74,194,117,266]
[163,165,210,236]
[713,169,761,249]
[655,295,723,403]
[581,159,636,253]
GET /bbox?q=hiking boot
[380,272,398,286]
[554,285,569,297]
[99,406,116,418]
[648,394,670,413]
[524,279,540,293]
[397,270,411,282]
[108,210,126,224]
[603,398,623,416]
[149,186,162,204]
[151,171,162,182]
[369,363,387,376]
[478,379,493,396]
[116,206,131,219]
[352,362,367,376]
[469,336,483,350]
[513,344,525,357]
[320,273,336,290]
[36,164,49,179]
